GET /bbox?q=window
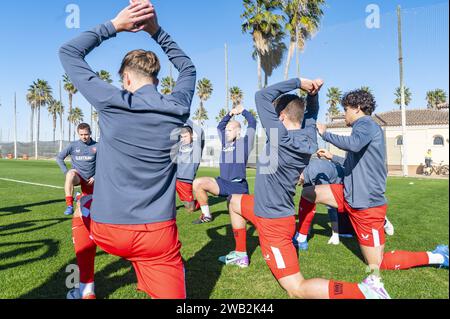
[396,136,403,146]
[433,135,444,146]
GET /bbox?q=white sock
[200,205,211,218]
[80,282,95,297]
[330,232,339,239]
[297,233,307,243]
[427,252,445,265]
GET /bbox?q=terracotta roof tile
[328,109,449,128]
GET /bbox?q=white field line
[0,178,64,190]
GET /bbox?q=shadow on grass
[313,213,364,263]
[0,218,68,237]
[185,224,259,299]
[0,199,65,217]
[19,251,145,299]
[0,239,59,271]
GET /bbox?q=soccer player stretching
[56,123,97,215]
[300,89,447,278]
[295,158,395,249]
[222,78,393,299]
[59,1,196,298]
[192,105,256,224]
[176,120,204,212]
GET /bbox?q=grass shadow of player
[185,224,259,299]
[308,213,333,241]
[0,218,69,237]
[19,251,144,299]
[0,239,59,272]
[0,199,65,217]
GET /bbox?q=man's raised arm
[242,109,257,153]
[59,3,153,111]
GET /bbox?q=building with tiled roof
[326,108,449,175]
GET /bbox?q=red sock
[194,201,201,211]
[380,251,429,270]
[298,197,316,235]
[72,217,96,283]
[233,228,247,253]
[329,281,365,299]
[66,196,74,207]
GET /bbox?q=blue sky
[0,0,448,142]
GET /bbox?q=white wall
[327,125,450,167]
[385,125,449,165]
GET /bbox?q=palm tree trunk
[60,112,63,152]
[68,94,73,142]
[257,52,262,90]
[284,41,296,80]
[53,116,57,142]
[90,105,93,127]
[30,106,34,143]
[34,104,39,160]
[264,72,268,88]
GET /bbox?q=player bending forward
[300,89,447,279]
[295,158,395,250]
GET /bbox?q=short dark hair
[274,94,306,123]
[341,90,377,115]
[119,50,161,79]
[180,126,193,136]
[77,123,91,133]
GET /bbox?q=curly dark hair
[341,90,377,115]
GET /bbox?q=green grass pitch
[0,160,448,299]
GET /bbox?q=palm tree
[161,76,176,95]
[326,87,342,121]
[195,78,213,125]
[63,74,78,142]
[28,80,52,159]
[360,86,373,94]
[68,107,84,141]
[26,86,39,143]
[426,89,448,110]
[47,99,64,142]
[394,86,412,109]
[242,0,285,89]
[282,0,325,80]
[216,108,229,123]
[230,86,244,109]
[193,107,208,126]
[254,31,287,87]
